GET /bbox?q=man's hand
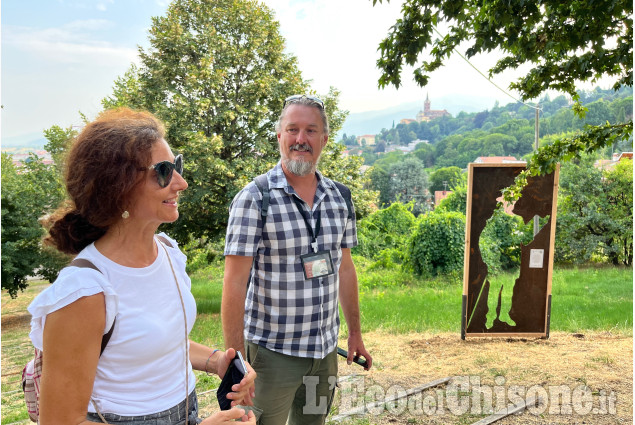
[347,333,373,371]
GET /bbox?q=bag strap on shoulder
[156,234,174,248]
[68,258,115,356]
[69,258,101,272]
[254,173,270,224]
[333,181,353,220]
[253,174,353,224]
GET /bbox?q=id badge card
[300,250,335,280]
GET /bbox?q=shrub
[436,181,467,214]
[368,248,404,270]
[354,202,416,261]
[480,209,534,272]
[181,236,226,274]
[405,211,466,277]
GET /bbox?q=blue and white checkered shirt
[224,162,357,359]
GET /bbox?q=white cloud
[3,22,139,67]
[64,18,114,31]
[2,17,141,139]
[96,0,114,12]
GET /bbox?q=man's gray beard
[283,157,318,176]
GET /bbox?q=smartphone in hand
[235,350,247,375]
[218,351,247,410]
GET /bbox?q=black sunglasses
[147,154,184,188]
[283,94,324,109]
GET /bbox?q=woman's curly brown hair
[44,108,166,254]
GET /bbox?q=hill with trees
[340,87,633,169]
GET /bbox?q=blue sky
[2,0,530,146]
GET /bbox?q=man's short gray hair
[275,98,329,136]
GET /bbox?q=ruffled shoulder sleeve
[27,260,118,350]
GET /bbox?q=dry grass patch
[330,330,632,424]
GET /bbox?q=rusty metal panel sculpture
[461,163,560,339]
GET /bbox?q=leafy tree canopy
[386,157,430,215]
[102,0,375,242]
[103,0,308,242]
[429,166,463,192]
[374,0,632,189]
[1,154,69,297]
[556,157,633,265]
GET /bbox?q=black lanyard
[292,196,321,253]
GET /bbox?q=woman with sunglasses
[27,108,256,424]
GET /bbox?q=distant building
[435,190,452,206]
[386,145,409,153]
[594,152,633,171]
[10,151,54,167]
[473,156,522,164]
[385,140,423,153]
[416,94,451,122]
[356,134,376,146]
[343,148,363,157]
[400,118,416,125]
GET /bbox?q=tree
[429,166,463,193]
[103,0,306,242]
[583,100,616,126]
[340,133,359,146]
[1,154,68,297]
[473,110,489,128]
[556,158,633,265]
[603,159,633,265]
[367,165,392,206]
[103,0,374,242]
[387,157,430,215]
[43,125,78,175]
[374,140,386,153]
[374,0,632,185]
[413,143,436,167]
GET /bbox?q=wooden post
[533,104,540,236]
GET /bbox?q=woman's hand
[200,408,256,424]
[216,348,257,407]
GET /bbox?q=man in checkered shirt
[222,95,373,424]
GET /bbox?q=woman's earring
[122,210,130,219]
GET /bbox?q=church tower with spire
[415,93,450,122]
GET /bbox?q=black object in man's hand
[337,347,368,368]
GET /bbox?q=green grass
[550,266,633,332]
[2,263,631,424]
[339,260,633,336]
[189,259,633,338]
[188,263,225,348]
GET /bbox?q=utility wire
[432,26,541,111]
